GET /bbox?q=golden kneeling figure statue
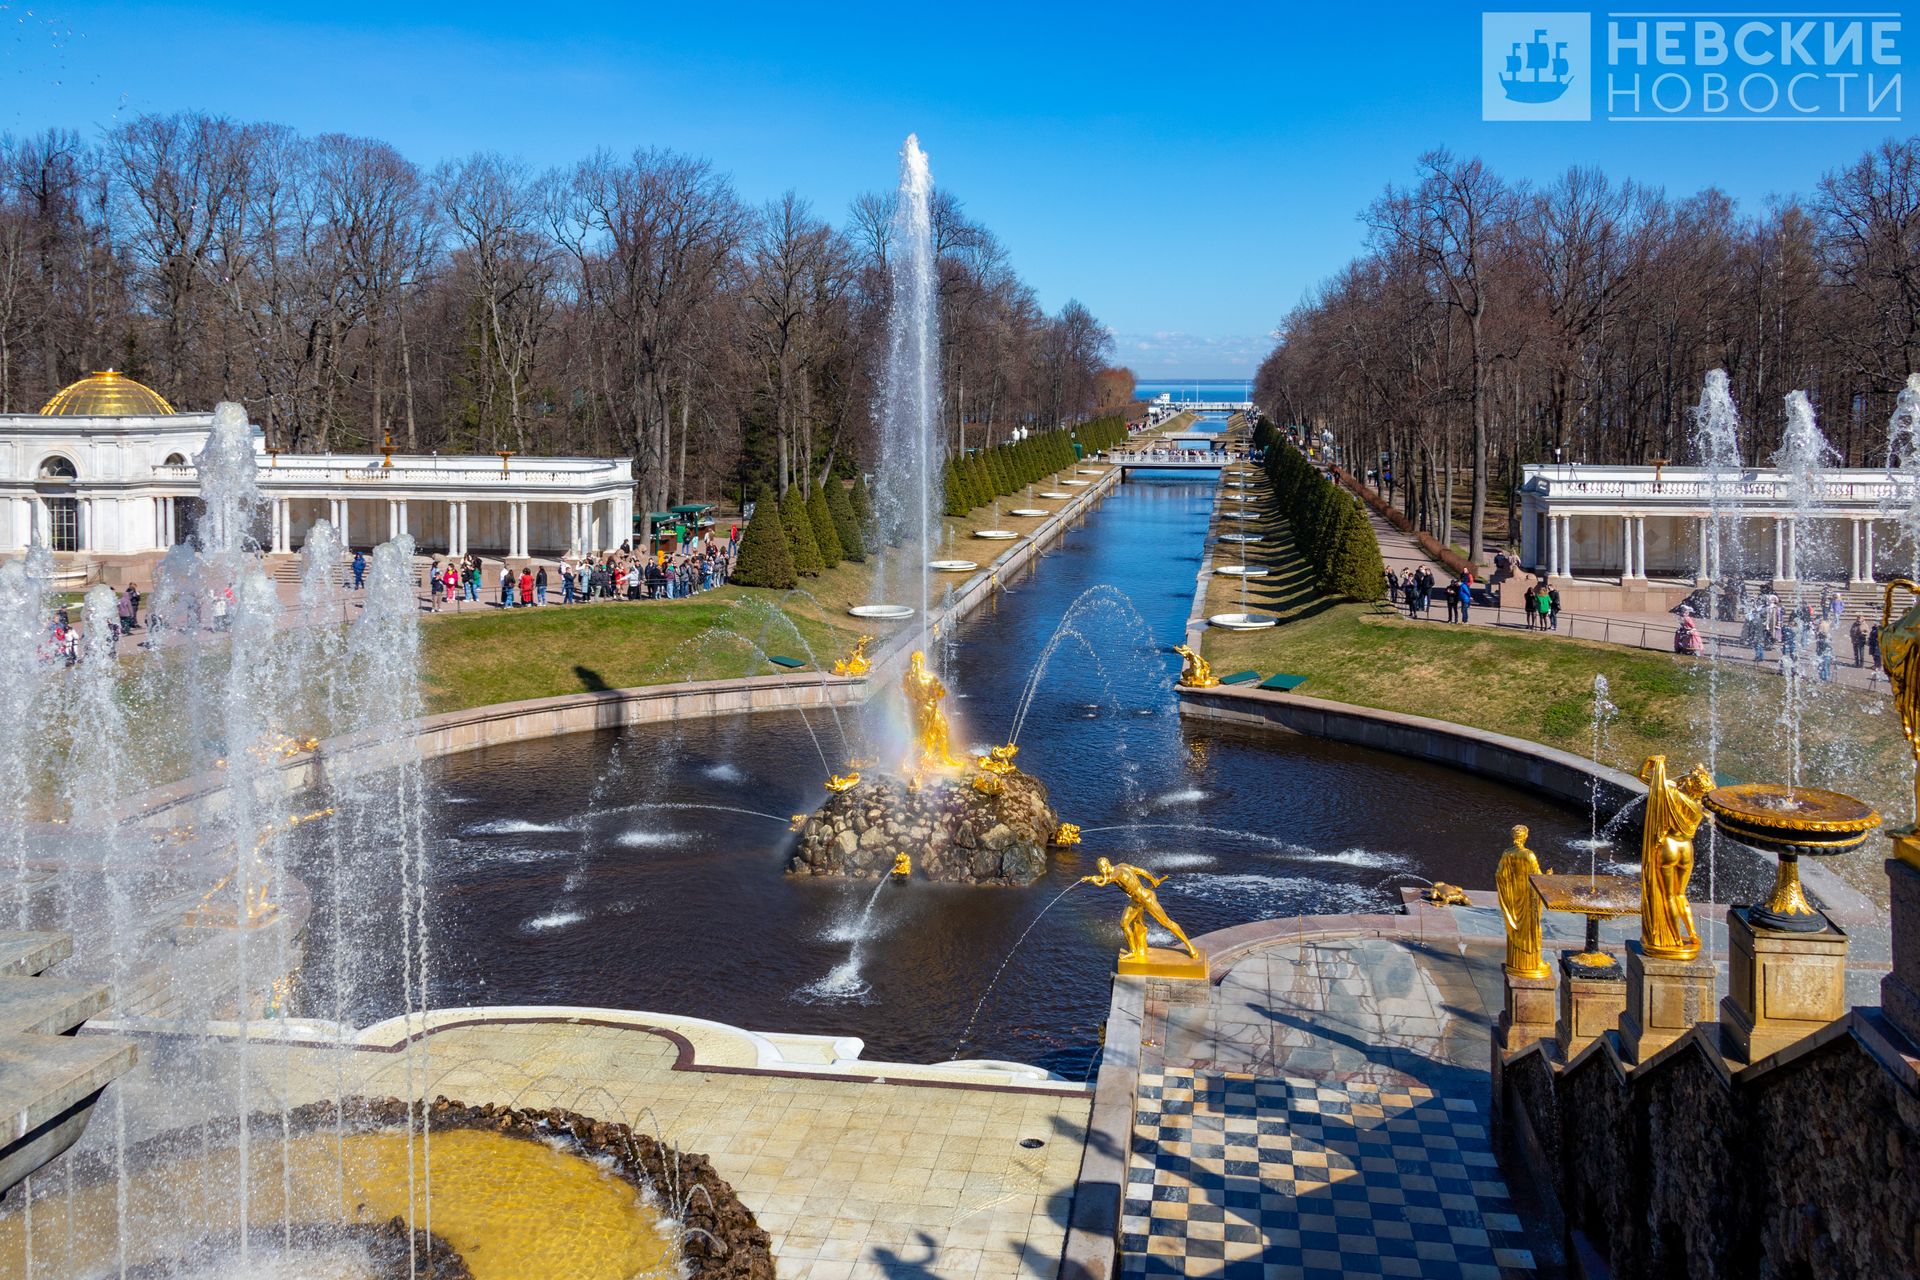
[1173,644,1219,689]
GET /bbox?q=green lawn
[1200,481,1909,901]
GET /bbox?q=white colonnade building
[1,372,635,571]
[1519,461,1914,609]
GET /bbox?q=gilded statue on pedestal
[1496,824,1550,979]
[1080,857,1199,963]
[1638,755,1715,961]
[1172,644,1219,689]
[1882,580,1920,861]
[902,649,960,770]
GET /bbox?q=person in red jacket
[518,567,534,606]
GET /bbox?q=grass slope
[1200,476,1906,902]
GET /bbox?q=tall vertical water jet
[0,557,49,928]
[1693,369,1743,898]
[1771,391,1840,791]
[872,135,940,631]
[1883,373,1920,581]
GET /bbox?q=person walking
[1816,621,1835,681]
[1444,578,1459,623]
[116,584,134,634]
[443,563,457,609]
[426,560,442,612]
[1851,617,1868,667]
[499,566,514,608]
[1869,622,1883,672]
[1456,577,1472,625]
[562,564,577,605]
[1548,586,1561,631]
[352,550,366,590]
[518,567,535,608]
[124,583,141,631]
[535,565,548,606]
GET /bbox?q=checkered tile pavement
[1121,1068,1537,1280]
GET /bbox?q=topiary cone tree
[827,477,865,562]
[807,483,844,566]
[780,488,824,576]
[731,487,796,589]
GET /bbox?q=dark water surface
[314,476,1607,1075]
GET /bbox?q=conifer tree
[827,478,865,562]
[730,488,796,589]
[807,484,843,566]
[780,488,823,575]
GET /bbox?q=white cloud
[1110,332,1272,379]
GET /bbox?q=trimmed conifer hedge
[806,484,844,566]
[827,478,865,562]
[780,488,823,576]
[1263,440,1386,603]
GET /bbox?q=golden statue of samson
[902,649,960,770]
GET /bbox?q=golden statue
[1496,825,1550,979]
[1424,882,1470,907]
[902,650,960,770]
[1051,822,1082,847]
[832,635,874,678]
[1173,644,1219,688]
[1080,857,1200,963]
[892,852,912,877]
[1882,580,1920,864]
[824,772,860,793]
[976,743,1018,775]
[1638,755,1714,961]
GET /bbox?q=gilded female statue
[902,650,959,769]
[1882,581,1920,824]
[1496,825,1549,979]
[1638,755,1715,961]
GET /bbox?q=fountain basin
[1218,533,1265,544]
[974,530,1019,540]
[849,604,915,620]
[1209,612,1278,631]
[928,559,978,573]
[1037,491,1072,499]
[1223,510,1257,520]
[0,1098,773,1280]
[1215,565,1271,577]
[1063,480,1091,487]
[1008,508,1050,517]
[1704,784,1880,854]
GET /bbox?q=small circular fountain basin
[1224,510,1257,520]
[1038,491,1072,499]
[1075,468,1103,475]
[1209,612,1278,631]
[1008,508,1050,517]
[1704,784,1880,854]
[1215,565,1271,577]
[928,559,978,572]
[974,530,1019,540]
[1063,480,1091,487]
[1219,533,1265,544]
[849,603,915,620]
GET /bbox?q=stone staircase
[0,931,136,1195]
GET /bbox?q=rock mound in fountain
[790,770,1059,885]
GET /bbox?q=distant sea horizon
[1133,378,1254,404]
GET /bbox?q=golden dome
[38,370,176,417]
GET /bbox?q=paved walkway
[92,1015,1090,1280]
[1115,914,1565,1280]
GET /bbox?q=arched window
[37,455,77,480]
[163,452,187,467]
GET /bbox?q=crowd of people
[1735,585,1873,681]
[418,532,739,613]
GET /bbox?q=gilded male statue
[1172,644,1218,688]
[1638,755,1714,961]
[1496,824,1550,979]
[902,649,959,769]
[1080,857,1199,962]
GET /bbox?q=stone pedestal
[1556,953,1627,1061]
[1119,946,1208,982]
[1501,971,1558,1055]
[1620,941,1717,1064]
[1883,851,1920,1051]
[1720,907,1849,1064]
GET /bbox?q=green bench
[767,655,806,670]
[1218,670,1261,685]
[1258,673,1309,691]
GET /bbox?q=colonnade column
[1785,517,1799,582]
[447,499,461,557]
[568,503,582,555]
[1697,516,1711,585]
[337,500,350,551]
[1774,518,1786,581]
[1866,520,1878,583]
[77,498,91,552]
[1850,518,1864,585]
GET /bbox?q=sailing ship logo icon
[1501,27,1573,103]
[1482,13,1591,121]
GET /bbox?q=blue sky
[0,2,1909,376]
